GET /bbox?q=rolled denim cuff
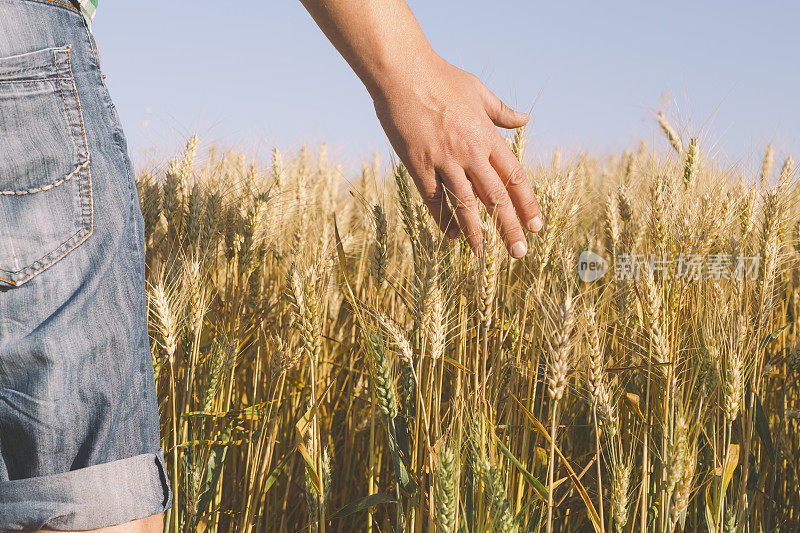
[0,448,172,531]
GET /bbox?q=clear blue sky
[92,1,800,171]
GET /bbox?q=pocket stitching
[0,159,88,195]
[0,47,93,286]
[54,49,80,162]
[62,47,93,247]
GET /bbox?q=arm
[300,0,542,258]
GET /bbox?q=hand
[371,53,542,258]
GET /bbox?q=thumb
[480,86,529,129]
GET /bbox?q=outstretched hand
[372,53,542,258]
[299,0,542,257]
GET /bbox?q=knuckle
[422,186,444,204]
[505,165,528,188]
[484,185,511,212]
[451,194,478,213]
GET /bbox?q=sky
[92,1,800,173]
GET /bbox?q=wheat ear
[657,110,683,154]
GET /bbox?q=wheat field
[138,114,800,532]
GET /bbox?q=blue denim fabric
[0,1,172,529]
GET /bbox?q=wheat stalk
[586,305,618,438]
[657,110,683,154]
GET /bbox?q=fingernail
[509,240,527,258]
[527,215,543,232]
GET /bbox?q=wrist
[364,45,441,100]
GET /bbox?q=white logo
[578,250,608,282]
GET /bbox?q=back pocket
[0,46,92,287]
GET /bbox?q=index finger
[489,136,542,233]
[466,159,528,258]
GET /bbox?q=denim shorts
[0,1,172,529]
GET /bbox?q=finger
[478,85,529,129]
[407,168,459,239]
[438,166,485,256]
[490,135,542,233]
[466,159,528,258]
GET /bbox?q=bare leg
[12,513,164,533]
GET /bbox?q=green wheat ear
[364,332,399,420]
[434,440,457,532]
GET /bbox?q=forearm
[299,0,436,98]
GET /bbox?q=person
[0,0,541,531]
